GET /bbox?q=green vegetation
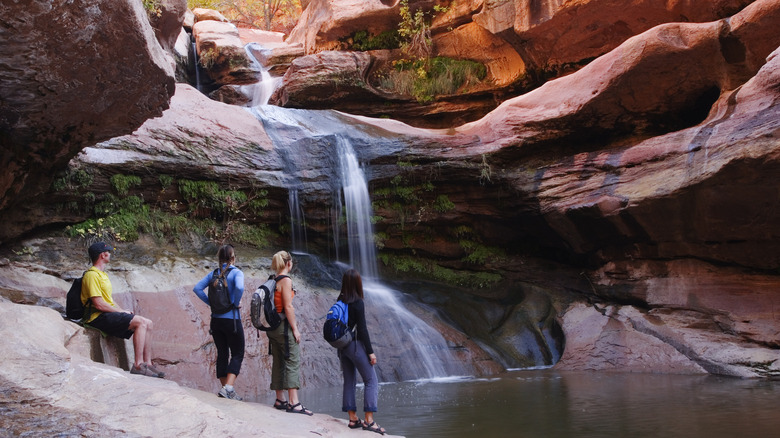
[159,174,174,189]
[143,0,163,18]
[479,154,492,185]
[52,168,93,193]
[110,174,142,197]
[433,194,455,213]
[378,253,501,288]
[453,226,505,265]
[198,49,219,69]
[374,1,487,103]
[178,179,268,219]
[373,162,438,232]
[381,57,487,103]
[398,0,445,59]
[345,30,400,51]
[65,173,272,248]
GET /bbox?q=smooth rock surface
[0,0,175,243]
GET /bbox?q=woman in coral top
[267,250,313,415]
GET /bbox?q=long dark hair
[338,268,364,304]
[215,244,235,279]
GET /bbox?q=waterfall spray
[334,135,464,379]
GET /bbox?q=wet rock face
[0,0,175,243]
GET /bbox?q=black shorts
[89,312,135,339]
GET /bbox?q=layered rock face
[1,0,779,387]
[270,0,757,126]
[79,1,780,377]
[0,0,175,243]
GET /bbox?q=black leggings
[210,317,245,378]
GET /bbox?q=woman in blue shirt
[193,244,245,400]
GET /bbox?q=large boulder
[270,51,377,108]
[287,0,403,54]
[146,0,188,52]
[434,21,526,87]
[458,0,780,154]
[0,300,403,437]
[248,43,306,76]
[192,20,260,88]
[0,0,175,245]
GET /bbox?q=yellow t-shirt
[81,266,114,323]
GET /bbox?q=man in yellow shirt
[81,241,164,378]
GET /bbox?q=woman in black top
[337,269,385,435]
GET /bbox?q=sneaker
[217,386,243,401]
[130,364,160,378]
[145,363,165,378]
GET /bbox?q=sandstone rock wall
[1,0,779,383]
[0,299,401,437]
[50,1,780,377]
[0,0,175,244]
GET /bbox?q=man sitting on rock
[81,241,164,378]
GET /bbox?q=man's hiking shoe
[218,386,243,401]
[130,363,164,378]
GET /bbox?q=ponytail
[271,250,291,273]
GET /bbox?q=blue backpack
[323,300,353,349]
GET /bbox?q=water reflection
[302,370,780,438]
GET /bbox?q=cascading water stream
[243,43,281,106]
[288,189,308,253]
[250,106,467,380]
[191,41,203,93]
[334,136,464,379]
[336,136,378,279]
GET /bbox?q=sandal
[285,402,314,416]
[348,419,365,429]
[273,399,290,410]
[363,421,386,435]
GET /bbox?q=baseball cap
[88,241,113,260]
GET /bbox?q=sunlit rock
[192,20,260,87]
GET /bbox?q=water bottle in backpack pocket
[323,300,353,349]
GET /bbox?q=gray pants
[339,340,378,412]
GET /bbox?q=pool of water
[300,369,780,438]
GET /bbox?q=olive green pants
[267,320,301,390]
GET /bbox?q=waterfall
[288,189,308,253]
[191,41,203,93]
[249,107,466,380]
[336,137,378,279]
[244,43,281,106]
[334,135,464,379]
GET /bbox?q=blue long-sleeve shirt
[193,263,244,319]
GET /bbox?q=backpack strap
[273,275,290,315]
